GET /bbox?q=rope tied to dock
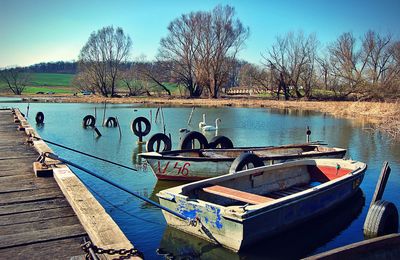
[43,152,195,224]
[81,239,144,260]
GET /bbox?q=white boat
[157,158,367,251]
[140,144,346,181]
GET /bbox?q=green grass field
[0,73,75,94]
[29,73,74,87]
[1,72,181,95]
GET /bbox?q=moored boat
[156,158,367,251]
[140,144,346,181]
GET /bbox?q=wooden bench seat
[202,185,275,205]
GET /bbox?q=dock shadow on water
[157,189,365,260]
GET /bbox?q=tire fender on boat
[179,131,209,150]
[104,117,118,127]
[35,112,45,124]
[82,115,96,128]
[363,200,399,238]
[208,135,234,149]
[146,133,172,152]
[229,152,264,173]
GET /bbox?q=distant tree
[360,31,398,99]
[0,67,30,95]
[78,26,132,97]
[158,5,249,98]
[71,71,96,94]
[136,61,172,95]
[26,61,77,74]
[263,31,319,100]
[239,63,270,90]
[326,32,366,98]
[158,11,204,97]
[120,62,153,96]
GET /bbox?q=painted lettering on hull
[157,161,191,176]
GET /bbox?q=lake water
[2,100,400,259]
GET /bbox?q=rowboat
[157,189,364,258]
[157,158,367,251]
[139,144,346,181]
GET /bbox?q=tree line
[2,5,399,100]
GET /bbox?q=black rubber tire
[363,200,399,238]
[146,133,172,152]
[229,153,264,173]
[131,117,151,137]
[179,131,209,150]
[104,117,118,127]
[35,112,44,124]
[209,135,234,149]
[82,115,96,128]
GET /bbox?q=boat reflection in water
[157,188,365,259]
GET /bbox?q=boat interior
[180,162,353,207]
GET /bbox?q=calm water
[2,101,400,259]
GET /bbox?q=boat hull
[145,151,345,181]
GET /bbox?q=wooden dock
[0,108,140,259]
[0,109,87,258]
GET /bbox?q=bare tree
[120,67,146,96]
[158,5,249,98]
[238,63,275,93]
[263,31,319,100]
[78,26,132,97]
[136,61,172,95]
[0,67,30,95]
[158,11,202,97]
[361,31,398,99]
[202,5,249,98]
[327,32,367,98]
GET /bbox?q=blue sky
[1,0,399,67]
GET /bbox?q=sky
[1,0,399,68]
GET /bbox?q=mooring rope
[45,152,191,222]
[32,136,137,171]
[74,172,165,226]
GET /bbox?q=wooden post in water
[187,107,195,125]
[150,110,152,123]
[102,101,107,126]
[116,116,122,138]
[26,103,30,117]
[161,107,166,134]
[94,107,97,119]
[369,161,391,209]
[93,127,102,137]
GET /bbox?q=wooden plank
[369,161,391,208]
[0,216,82,236]
[0,187,63,205]
[0,237,86,259]
[54,167,136,253]
[0,198,70,216]
[0,178,59,193]
[0,207,76,226]
[0,224,86,249]
[202,185,275,205]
